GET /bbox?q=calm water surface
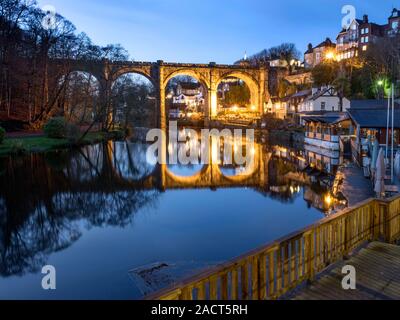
[0,132,339,299]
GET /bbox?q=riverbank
[0,131,121,156]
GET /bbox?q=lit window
[362,45,368,51]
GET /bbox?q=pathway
[338,162,374,207]
[292,242,400,300]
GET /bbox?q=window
[321,102,326,110]
[361,29,364,35]
[361,37,365,43]
[365,27,369,34]
[362,45,368,51]
[365,36,369,43]
[393,21,399,30]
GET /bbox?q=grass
[0,131,112,156]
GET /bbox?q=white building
[172,82,205,111]
[299,86,350,113]
[265,97,288,119]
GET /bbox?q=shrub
[0,127,5,144]
[9,139,26,155]
[44,117,68,139]
[66,123,81,143]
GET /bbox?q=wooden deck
[292,242,400,300]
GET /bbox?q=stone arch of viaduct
[62,59,269,128]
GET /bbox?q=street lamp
[377,79,385,99]
[325,51,336,61]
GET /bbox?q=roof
[314,38,336,49]
[389,8,400,19]
[289,89,312,99]
[305,38,336,53]
[348,108,400,128]
[303,113,349,125]
[350,99,400,109]
[303,87,338,102]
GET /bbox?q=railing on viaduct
[145,195,400,300]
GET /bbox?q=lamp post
[377,80,384,99]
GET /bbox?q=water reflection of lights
[290,185,301,194]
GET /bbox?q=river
[0,130,344,299]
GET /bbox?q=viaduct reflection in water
[0,137,341,277]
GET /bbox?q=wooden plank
[298,238,304,280]
[252,257,259,300]
[259,254,267,300]
[231,269,238,300]
[283,243,290,290]
[197,282,206,300]
[221,274,228,300]
[268,250,275,298]
[290,240,297,284]
[292,242,400,300]
[241,263,249,300]
[209,277,218,300]
[276,247,282,294]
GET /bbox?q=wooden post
[259,254,267,300]
[231,269,239,300]
[241,263,249,300]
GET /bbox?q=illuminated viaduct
[56,59,269,128]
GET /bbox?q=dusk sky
[37,0,398,64]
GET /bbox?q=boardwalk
[292,242,400,300]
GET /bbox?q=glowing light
[210,91,218,118]
[325,194,333,207]
[251,105,257,111]
[325,51,336,60]
[211,139,220,165]
[232,105,239,112]
[377,80,384,86]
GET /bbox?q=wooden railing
[145,195,400,300]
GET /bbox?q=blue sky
[37,0,398,64]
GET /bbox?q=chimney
[363,14,369,23]
[308,43,313,51]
